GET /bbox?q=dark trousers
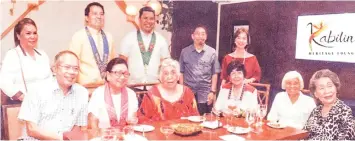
[197,103,213,115]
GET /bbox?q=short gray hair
[159,58,180,79]
[281,71,304,90]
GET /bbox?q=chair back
[301,89,311,95]
[249,82,271,107]
[1,104,23,140]
[127,82,159,106]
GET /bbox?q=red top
[138,85,199,123]
[220,54,261,82]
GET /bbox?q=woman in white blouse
[88,58,138,129]
[214,60,258,113]
[0,18,52,102]
[267,71,316,129]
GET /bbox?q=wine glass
[126,116,138,126]
[160,126,174,139]
[222,109,232,128]
[245,109,256,131]
[212,107,222,117]
[101,128,114,141]
[258,104,267,125]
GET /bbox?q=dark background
[171,1,355,106]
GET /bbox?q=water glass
[126,116,139,125]
[160,126,174,139]
[245,110,256,130]
[123,126,134,136]
[258,104,267,125]
[223,109,233,128]
[101,128,115,141]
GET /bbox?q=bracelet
[210,91,216,94]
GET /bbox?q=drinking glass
[245,109,256,131]
[101,128,115,141]
[160,126,174,139]
[115,129,125,141]
[123,126,134,136]
[126,116,138,126]
[222,109,232,128]
[258,104,267,125]
[212,107,222,117]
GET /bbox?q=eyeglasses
[110,71,130,78]
[58,65,79,72]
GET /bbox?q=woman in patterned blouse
[304,69,355,140]
[138,58,199,123]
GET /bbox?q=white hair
[281,71,304,90]
[159,58,180,79]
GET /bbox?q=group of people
[0,2,354,140]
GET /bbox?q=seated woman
[138,58,199,122]
[88,58,138,129]
[214,60,258,113]
[267,71,316,129]
[304,69,355,140]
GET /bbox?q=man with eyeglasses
[69,2,116,87]
[18,50,88,140]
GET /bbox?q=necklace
[228,84,245,100]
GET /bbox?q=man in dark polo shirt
[179,25,221,115]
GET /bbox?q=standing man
[179,25,221,115]
[69,2,116,86]
[119,6,170,84]
[18,51,88,140]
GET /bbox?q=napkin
[201,121,222,129]
[219,134,245,141]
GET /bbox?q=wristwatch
[210,90,216,94]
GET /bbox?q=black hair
[85,2,105,16]
[226,60,246,77]
[106,57,128,72]
[14,18,37,47]
[139,6,155,18]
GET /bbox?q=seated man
[17,51,88,140]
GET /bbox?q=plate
[227,127,251,134]
[267,122,286,129]
[133,125,155,132]
[187,116,205,122]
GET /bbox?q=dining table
[64,115,309,140]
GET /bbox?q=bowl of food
[170,123,203,136]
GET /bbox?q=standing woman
[0,18,52,102]
[220,28,261,85]
[304,69,355,140]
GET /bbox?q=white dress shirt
[88,86,138,128]
[267,91,316,129]
[119,30,170,84]
[215,87,258,112]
